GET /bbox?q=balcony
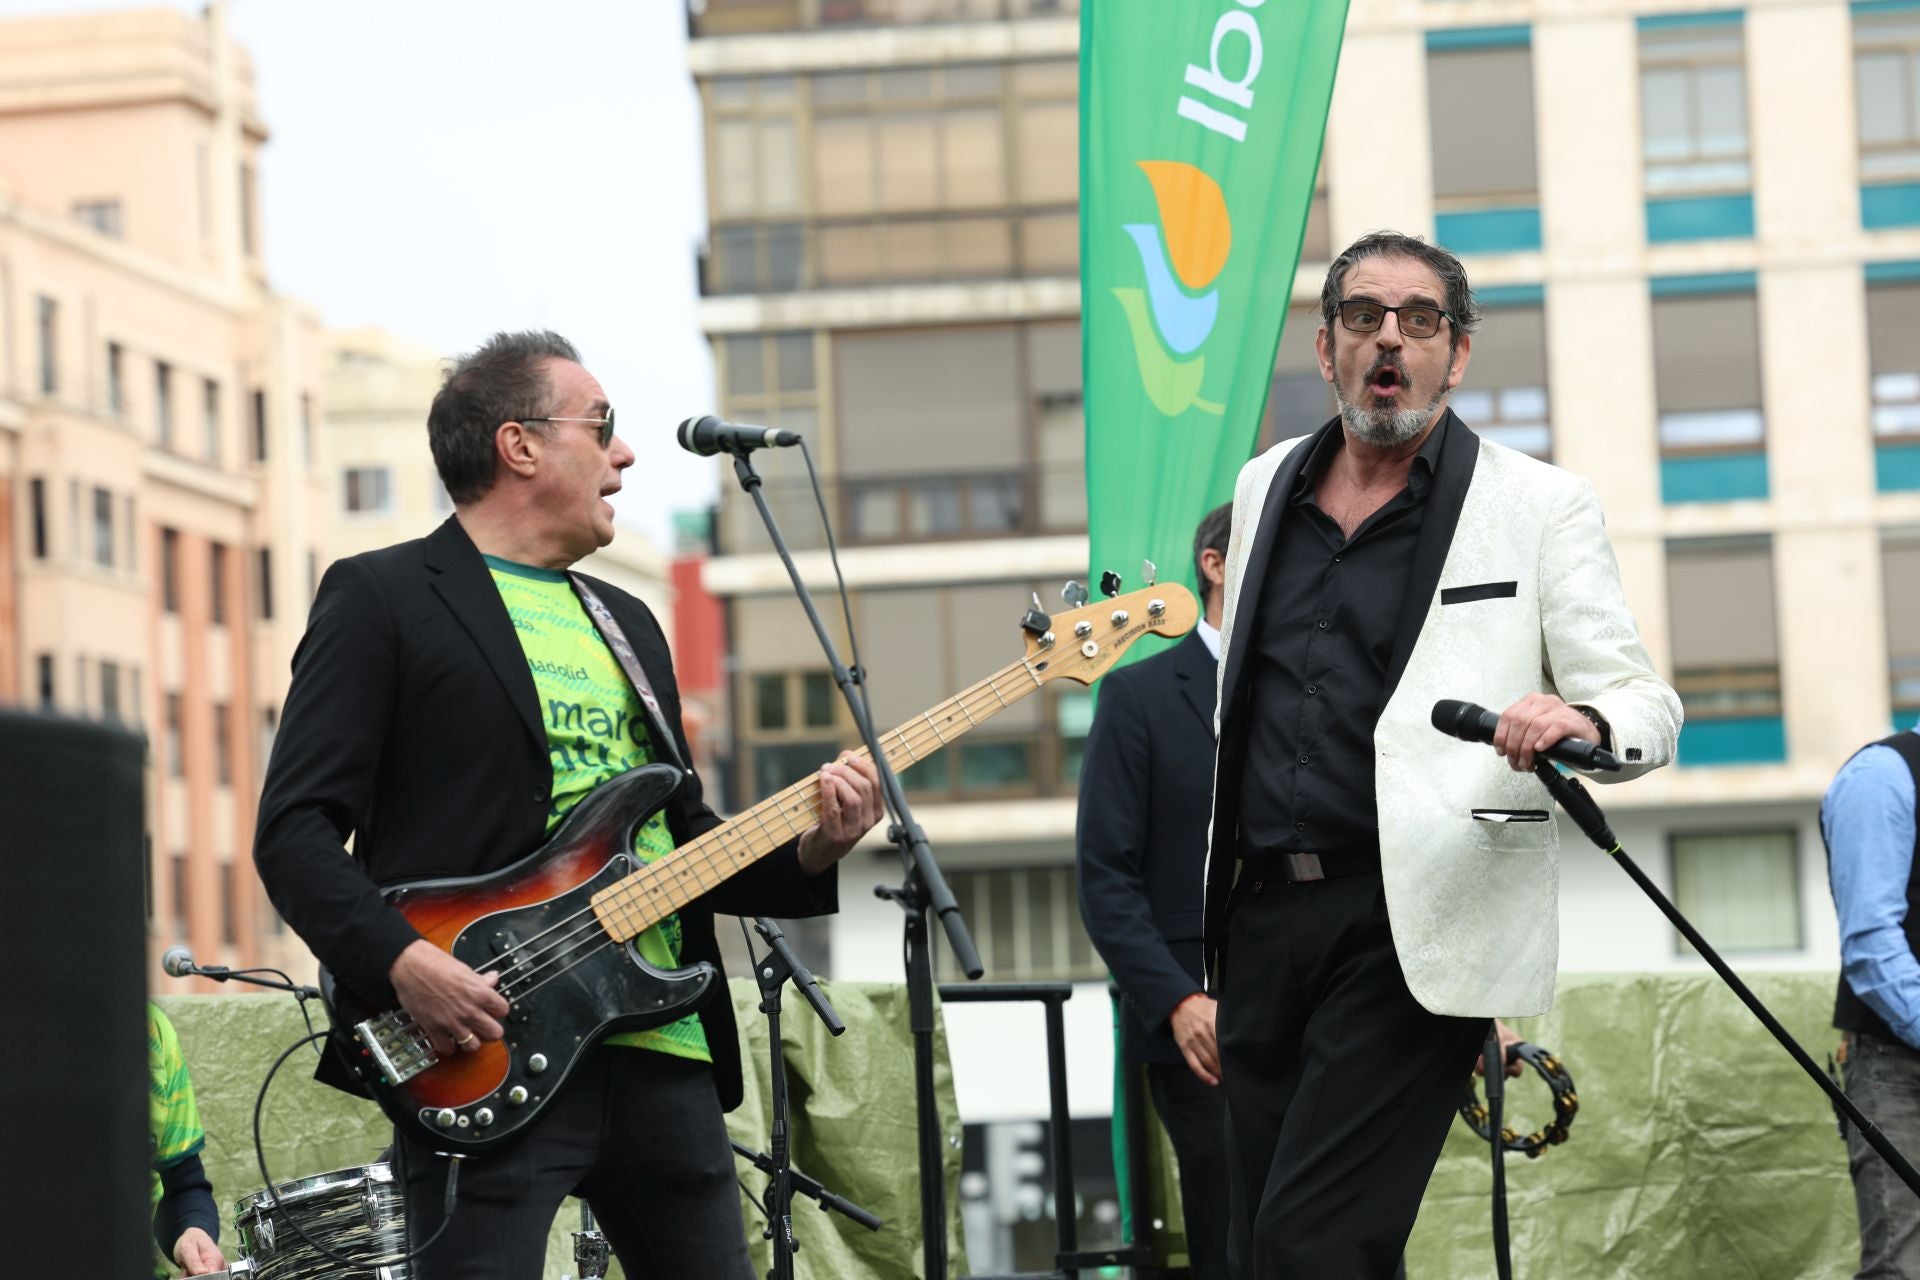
[691,0,1078,38]
[701,208,1078,296]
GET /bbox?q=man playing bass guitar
[253,330,883,1280]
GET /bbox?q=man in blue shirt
[1825,724,1920,1277]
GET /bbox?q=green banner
[1081,0,1349,647]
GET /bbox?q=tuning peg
[1142,559,1157,587]
[1100,571,1122,599]
[1061,581,1090,608]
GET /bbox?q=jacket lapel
[1172,631,1217,737]
[423,517,545,751]
[1219,418,1337,718]
[1382,411,1481,700]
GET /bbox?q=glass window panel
[879,68,933,102]
[1057,689,1093,737]
[1641,67,1694,162]
[1037,400,1087,532]
[723,334,766,397]
[1693,64,1749,158]
[1500,386,1548,420]
[714,120,759,216]
[1875,371,1920,403]
[1672,832,1799,954]
[1667,537,1779,669]
[944,216,1014,277]
[1858,53,1911,148]
[946,64,1003,97]
[899,751,951,793]
[711,77,753,109]
[837,326,1023,475]
[961,740,1033,790]
[1869,282,1920,377]
[1886,536,1920,661]
[966,475,1023,533]
[1911,50,1920,141]
[774,332,815,392]
[1479,425,1552,457]
[1012,59,1077,97]
[1018,100,1078,204]
[852,485,902,539]
[858,587,948,724]
[879,219,942,278]
[878,115,940,209]
[754,673,788,730]
[1468,305,1548,393]
[765,223,804,290]
[1874,404,1920,436]
[1451,389,1495,421]
[759,75,796,106]
[813,71,868,107]
[814,117,876,216]
[908,480,963,536]
[1022,211,1079,273]
[943,108,1007,207]
[802,672,835,728]
[755,740,837,797]
[714,225,759,292]
[1657,409,1765,448]
[819,224,880,285]
[760,120,800,212]
[1652,293,1762,415]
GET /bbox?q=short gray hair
[428,330,581,504]
[1318,232,1480,356]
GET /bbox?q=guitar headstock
[1019,580,1199,685]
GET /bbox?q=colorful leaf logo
[1113,159,1230,417]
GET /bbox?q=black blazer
[1076,631,1218,1066]
[253,517,833,1111]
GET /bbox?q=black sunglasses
[521,408,616,448]
[1336,299,1451,340]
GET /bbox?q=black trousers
[1218,874,1488,1280]
[398,1045,753,1280]
[1148,1061,1233,1280]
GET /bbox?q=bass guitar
[322,580,1196,1150]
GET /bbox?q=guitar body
[321,762,719,1152]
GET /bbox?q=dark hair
[428,330,581,504]
[1192,501,1232,593]
[1319,231,1480,356]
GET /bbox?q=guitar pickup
[357,1011,438,1085]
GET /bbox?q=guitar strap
[568,574,687,771]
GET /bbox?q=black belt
[1237,842,1381,883]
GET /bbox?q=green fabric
[486,556,707,1063]
[1132,971,1856,1277]
[148,1002,206,1278]
[1080,0,1348,658]
[155,981,968,1279]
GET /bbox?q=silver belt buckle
[1285,852,1325,882]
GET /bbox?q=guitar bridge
[356,1010,438,1085]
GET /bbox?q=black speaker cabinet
[0,709,149,1273]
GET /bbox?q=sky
[1,0,719,549]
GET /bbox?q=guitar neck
[589,652,1049,941]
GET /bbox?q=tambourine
[1458,1040,1578,1158]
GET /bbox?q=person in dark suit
[1077,503,1234,1279]
[252,331,883,1280]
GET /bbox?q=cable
[249,1030,460,1269]
[798,440,877,736]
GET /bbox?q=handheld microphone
[1430,699,1621,772]
[161,945,229,979]
[676,415,801,457]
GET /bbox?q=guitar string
[383,657,1062,1044]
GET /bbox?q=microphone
[1430,699,1621,772]
[161,945,229,980]
[676,415,801,457]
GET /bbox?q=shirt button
[1294,820,1307,832]
[1298,754,1311,765]
[1316,619,1329,630]
[1305,684,1318,695]
[1333,555,1342,563]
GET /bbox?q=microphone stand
[1483,1027,1511,1280]
[733,1140,884,1233]
[170,960,321,1001]
[729,447,982,1280]
[1532,759,1920,1200]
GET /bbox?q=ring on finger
[456,1031,478,1049]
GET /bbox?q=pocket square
[1471,809,1550,823]
[1441,581,1518,604]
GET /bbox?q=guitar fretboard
[588,653,1049,943]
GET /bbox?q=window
[1868,275,1920,443]
[1670,830,1801,954]
[343,466,393,515]
[743,668,841,796]
[36,654,55,711]
[202,379,220,461]
[1856,8,1920,182]
[107,343,125,417]
[251,388,268,461]
[936,865,1103,982]
[92,487,114,568]
[1666,536,1785,764]
[100,661,121,724]
[160,527,180,613]
[214,702,232,787]
[715,332,821,554]
[171,854,189,940]
[257,547,274,621]
[36,296,57,395]
[72,199,122,236]
[29,478,47,559]
[210,542,228,626]
[123,496,136,574]
[1029,321,1086,533]
[1652,279,1766,502]
[1450,297,1551,458]
[1427,31,1539,207]
[1885,530,1920,724]
[165,694,184,777]
[155,361,173,448]
[1639,19,1750,196]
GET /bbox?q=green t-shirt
[487,556,710,1063]
[149,1003,205,1278]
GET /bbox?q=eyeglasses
[1336,299,1451,340]
[521,408,615,448]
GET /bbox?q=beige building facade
[0,5,330,989]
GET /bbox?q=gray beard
[1335,381,1449,447]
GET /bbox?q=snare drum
[232,1162,410,1279]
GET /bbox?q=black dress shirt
[1237,416,1450,856]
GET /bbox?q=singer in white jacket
[1200,232,1681,1279]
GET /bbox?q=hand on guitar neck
[795,752,885,875]
[390,938,511,1056]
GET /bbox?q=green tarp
[157,980,967,1279]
